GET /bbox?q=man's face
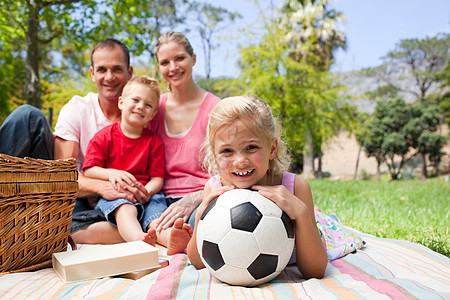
[90,45,133,104]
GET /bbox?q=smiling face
[214,119,278,189]
[156,41,196,89]
[90,44,133,104]
[119,84,158,128]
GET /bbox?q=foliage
[195,77,245,100]
[434,61,450,127]
[382,33,450,101]
[361,34,449,179]
[238,23,356,172]
[280,0,346,71]
[358,96,446,180]
[310,178,450,257]
[0,0,100,108]
[90,0,188,58]
[277,0,351,176]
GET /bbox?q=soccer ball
[196,189,295,287]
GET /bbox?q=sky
[186,0,450,78]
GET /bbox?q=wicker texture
[0,154,78,273]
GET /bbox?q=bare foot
[142,228,157,246]
[166,218,193,255]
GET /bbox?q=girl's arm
[253,176,327,279]
[292,175,328,279]
[85,166,142,193]
[186,182,235,269]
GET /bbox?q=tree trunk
[316,151,323,179]
[302,129,315,179]
[420,152,427,180]
[377,161,381,181]
[353,145,362,180]
[26,1,41,108]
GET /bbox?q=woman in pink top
[150,31,220,231]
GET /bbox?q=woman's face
[156,41,196,89]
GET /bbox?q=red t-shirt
[83,122,164,185]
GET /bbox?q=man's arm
[54,136,135,202]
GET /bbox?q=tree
[238,22,356,174]
[280,0,346,70]
[368,33,450,179]
[359,97,411,180]
[359,96,446,180]
[406,99,446,177]
[0,0,190,111]
[278,0,348,177]
[434,61,450,127]
[0,0,98,109]
[382,33,450,101]
[92,0,187,59]
[189,2,241,79]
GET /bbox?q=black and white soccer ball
[196,188,295,287]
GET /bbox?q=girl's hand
[196,185,235,220]
[252,184,308,221]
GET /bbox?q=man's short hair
[91,38,130,68]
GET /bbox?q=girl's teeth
[235,170,252,176]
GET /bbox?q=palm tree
[279,0,347,178]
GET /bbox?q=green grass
[309,177,450,257]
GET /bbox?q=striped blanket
[1,230,449,299]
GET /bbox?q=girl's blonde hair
[203,95,291,177]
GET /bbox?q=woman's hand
[154,190,203,231]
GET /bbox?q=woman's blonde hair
[202,95,291,177]
[155,30,194,59]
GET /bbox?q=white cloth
[54,92,113,172]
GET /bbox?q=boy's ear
[269,138,278,160]
[118,96,124,109]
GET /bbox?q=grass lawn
[309,177,450,258]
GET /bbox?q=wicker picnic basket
[0,153,78,273]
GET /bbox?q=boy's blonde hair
[203,95,291,177]
[122,75,161,102]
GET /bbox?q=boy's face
[118,84,158,127]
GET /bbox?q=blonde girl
[187,95,328,279]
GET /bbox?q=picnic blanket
[1,228,448,299]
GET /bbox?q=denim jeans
[0,104,54,159]
[96,193,167,231]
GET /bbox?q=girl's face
[213,119,277,189]
[156,41,196,89]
